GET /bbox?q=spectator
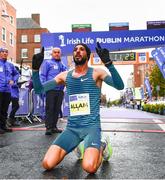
[0,48,19,134]
[7,66,20,127]
[39,47,67,135]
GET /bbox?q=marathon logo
[58,35,120,46]
[58,34,165,47]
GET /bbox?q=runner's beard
[73,56,87,66]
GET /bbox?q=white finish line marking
[153,119,165,131]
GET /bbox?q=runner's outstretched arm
[103,64,124,90]
[96,42,124,90]
[43,71,66,91]
[42,79,58,92]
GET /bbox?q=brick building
[16,14,49,67]
[0,0,16,62]
[133,58,155,88]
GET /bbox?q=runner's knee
[42,158,54,170]
[82,161,98,174]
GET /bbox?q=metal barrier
[8,88,33,123]
[30,89,45,122]
[8,88,69,124]
[62,90,69,117]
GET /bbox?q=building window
[21,35,28,43]
[21,48,28,58]
[34,34,40,42]
[34,48,41,54]
[10,32,14,46]
[2,27,6,42]
[10,16,14,25]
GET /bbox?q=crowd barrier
[62,90,69,117]
[8,88,33,123]
[30,89,45,122]
[8,88,69,124]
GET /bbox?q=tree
[149,65,165,97]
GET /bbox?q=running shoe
[74,142,84,160]
[101,136,113,161]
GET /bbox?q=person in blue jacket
[0,48,19,134]
[7,66,20,127]
[39,47,67,135]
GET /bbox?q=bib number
[69,93,90,116]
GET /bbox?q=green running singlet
[66,67,101,128]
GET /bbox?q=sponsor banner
[63,90,69,117]
[32,90,69,118]
[139,86,145,99]
[16,88,29,115]
[8,88,29,116]
[32,91,45,117]
[90,53,103,66]
[151,47,165,78]
[42,29,165,55]
[44,46,53,59]
[137,52,149,63]
[92,56,102,65]
[144,77,152,99]
[61,56,68,68]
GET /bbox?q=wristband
[104,60,112,67]
[32,71,43,94]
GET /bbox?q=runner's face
[0,50,8,60]
[73,45,88,65]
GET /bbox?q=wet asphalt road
[0,107,165,179]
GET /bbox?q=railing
[8,88,69,123]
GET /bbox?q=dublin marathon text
[66,36,165,44]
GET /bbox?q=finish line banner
[42,29,165,55]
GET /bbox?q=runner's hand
[95,42,112,66]
[32,47,44,70]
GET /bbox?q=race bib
[69,93,90,116]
